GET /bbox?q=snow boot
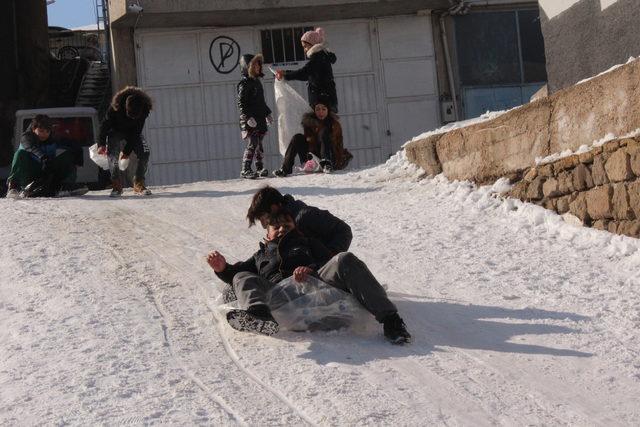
[133,178,152,196]
[272,168,287,178]
[6,181,20,199]
[382,313,412,345]
[226,305,279,336]
[56,185,89,198]
[255,163,269,177]
[109,179,123,198]
[240,169,258,179]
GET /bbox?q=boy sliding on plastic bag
[207,211,412,344]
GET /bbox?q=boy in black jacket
[207,212,411,344]
[237,54,272,179]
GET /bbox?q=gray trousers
[232,252,397,322]
[107,132,150,182]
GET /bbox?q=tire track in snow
[110,205,317,426]
[86,206,247,425]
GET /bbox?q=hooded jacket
[19,126,55,162]
[237,54,272,134]
[216,229,332,285]
[98,86,153,155]
[284,44,338,112]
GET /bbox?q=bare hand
[275,70,284,81]
[293,266,313,282]
[207,251,227,273]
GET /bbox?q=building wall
[539,0,640,92]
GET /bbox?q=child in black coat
[237,54,272,179]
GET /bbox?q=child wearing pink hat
[275,28,339,113]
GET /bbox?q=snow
[2,154,640,425]
[575,56,637,86]
[535,128,640,165]
[406,109,511,146]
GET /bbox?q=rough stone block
[523,168,537,182]
[611,183,635,220]
[625,143,640,177]
[571,163,594,192]
[605,149,634,182]
[543,198,557,211]
[556,195,571,214]
[525,176,545,200]
[558,171,574,194]
[608,221,619,234]
[603,139,621,152]
[618,220,640,238]
[554,155,580,172]
[508,181,529,200]
[543,177,561,198]
[592,219,608,231]
[578,151,595,164]
[627,180,640,219]
[569,193,589,223]
[405,135,443,176]
[537,163,554,177]
[585,185,613,220]
[591,155,609,186]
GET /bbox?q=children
[237,54,272,179]
[275,28,338,113]
[6,115,84,198]
[273,97,352,177]
[98,86,153,197]
[207,211,412,344]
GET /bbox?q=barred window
[261,26,313,65]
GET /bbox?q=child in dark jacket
[207,212,411,344]
[237,53,272,179]
[275,27,338,113]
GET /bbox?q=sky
[47,0,97,30]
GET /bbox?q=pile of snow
[2,152,640,424]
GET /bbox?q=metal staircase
[75,0,112,117]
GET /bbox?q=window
[261,26,313,64]
[455,10,547,86]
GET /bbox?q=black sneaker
[256,168,269,177]
[226,308,279,336]
[272,169,287,178]
[20,180,47,198]
[240,169,258,179]
[383,313,412,345]
[221,285,237,303]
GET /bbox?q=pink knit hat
[301,28,325,46]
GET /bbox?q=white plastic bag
[89,143,109,170]
[268,276,361,332]
[118,156,130,171]
[274,79,311,156]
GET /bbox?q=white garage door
[135,22,383,185]
[135,16,437,185]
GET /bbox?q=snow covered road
[2,155,640,425]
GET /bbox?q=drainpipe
[438,12,459,122]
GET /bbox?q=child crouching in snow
[207,211,411,344]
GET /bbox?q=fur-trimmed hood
[111,86,153,112]
[240,53,264,78]
[301,110,339,128]
[306,44,336,64]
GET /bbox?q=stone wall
[506,137,640,238]
[405,58,640,185]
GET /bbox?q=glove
[247,117,257,128]
[266,115,274,125]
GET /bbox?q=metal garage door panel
[149,161,210,186]
[146,86,204,128]
[383,58,437,98]
[146,125,208,164]
[378,15,434,60]
[199,30,257,83]
[321,21,373,74]
[140,33,200,86]
[387,99,439,153]
[202,83,238,125]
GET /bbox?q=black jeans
[280,134,308,174]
